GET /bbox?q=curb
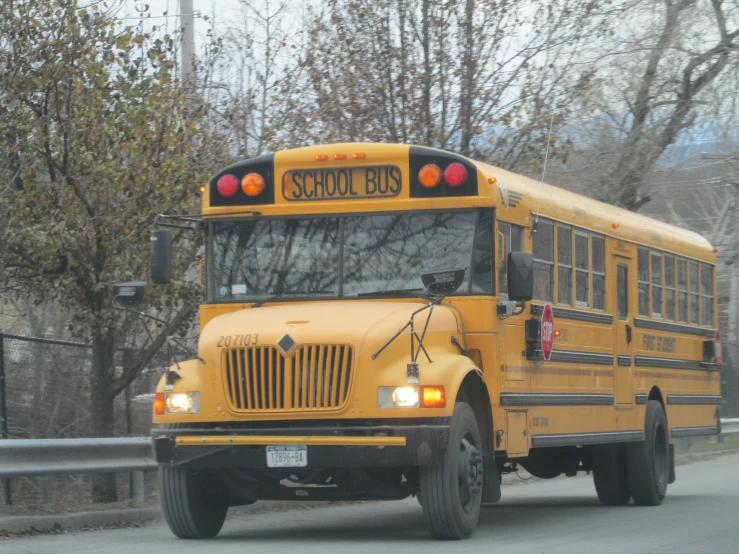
[0,500,356,535]
[0,507,161,534]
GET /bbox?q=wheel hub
[459,437,483,501]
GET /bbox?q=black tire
[592,444,631,506]
[626,400,669,506]
[420,402,483,540]
[159,425,229,539]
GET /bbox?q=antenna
[533,112,555,236]
[540,113,555,184]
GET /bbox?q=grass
[688,436,739,452]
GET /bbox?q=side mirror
[113,281,147,310]
[150,228,173,285]
[421,268,466,296]
[507,252,534,302]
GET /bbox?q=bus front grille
[223,345,353,412]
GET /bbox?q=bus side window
[701,264,714,326]
[677,258,688,322]
[498,221,524,299]
[557,224,573,306]
[532,218,554,302]
[638,247,650,316]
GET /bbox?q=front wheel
[420,402,483,540]
[626,400,669,506]
[159,465,229,539]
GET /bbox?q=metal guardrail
[721,418,739,435]
[0,437,155,478]
[0,421,736,506]
[0,419,736,480]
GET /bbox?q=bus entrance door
[613,255,634,406]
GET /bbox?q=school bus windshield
[209,210,492,301]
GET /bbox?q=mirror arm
[113,295,171,332]
[154,214,206,231]
[412,303,437,363]
[372,296,444,361]
[168,335,206,364]
[372,319,412,361]
[113,296,206,365]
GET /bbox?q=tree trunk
[90,330,118,503]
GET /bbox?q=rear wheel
[626,400,669,506]
[420,402,483,540]
[592,444,631,506]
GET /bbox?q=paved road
[4,453,739,554]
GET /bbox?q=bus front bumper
[152,424,450,469]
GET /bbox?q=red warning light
[217,174,239,197]
[443,163,468,187]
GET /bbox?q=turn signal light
[334,153,347,160]
[443,163,467,187]
[419,164,442,188]
[353,152,366,159]
[242,173,265,196]
[421,386,446,408]
[217,174,239,197]
[154,392,165,415]
[315,154,328,161]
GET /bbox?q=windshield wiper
[251,289,334,308]
[357,288,429,298]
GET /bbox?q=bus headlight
[165,392,200,414]
[379,386,419,408]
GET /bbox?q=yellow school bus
[142,143,722,540]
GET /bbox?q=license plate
[282,165,402,201]
[266,445,308,468]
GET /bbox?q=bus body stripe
[633,318,714,337]
[500,393,614,406]
[532,430,643,448]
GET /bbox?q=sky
[121,0,243,48]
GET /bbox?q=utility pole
[179,0,195,98]
[701,153,739,341]
[732,176,739,342]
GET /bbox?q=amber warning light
[419,164,442,188]
[242,173,265,196]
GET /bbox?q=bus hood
[199,300,461,357]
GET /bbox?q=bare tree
[292,0,600,173]
[559,0,739,211]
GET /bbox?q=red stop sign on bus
[541,303,554,361]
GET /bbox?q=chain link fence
[0,332,175,509]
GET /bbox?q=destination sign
[282,165,401,201]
